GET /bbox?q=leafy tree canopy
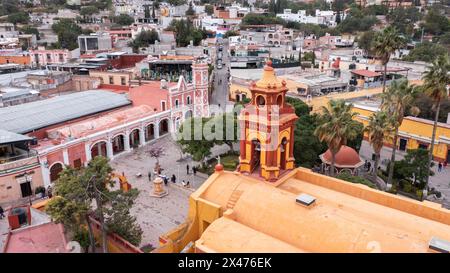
[113,14,134,26]
[403,42,448,63]
[52,18,82,50]
[7,11,29,25]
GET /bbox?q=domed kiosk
[319,145,364,175]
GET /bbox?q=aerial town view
[0,0,449,261]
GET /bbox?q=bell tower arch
[238,60,298,181]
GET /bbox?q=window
[256,95,265,107]
[175,99,179,108]
[46,54,51,62]
[59,54,64,62]
[121,76,126,85]
[109,76,114,84]
[161,101,166,111]
[186,96,191,105]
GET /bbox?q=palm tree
[365,111,395,182]
[380,79,419,188]
[315,100,360,176]
[373,27,406,93]
[422,54,450,196]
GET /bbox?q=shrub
[35,186,46,195]
[335,173,376,189]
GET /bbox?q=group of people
[147,163,199,189]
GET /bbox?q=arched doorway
[185,110,192,119]
[112,134,125,155]
[50,162,63,182]
[129,129,140,148]
[280,137,287,170]
[90,141,107,159]
[145,123,155,141]
[175,117,181,131]
[250,139,261,173]
[159,119,169,136]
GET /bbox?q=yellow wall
[353,106,450,161]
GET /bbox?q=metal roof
[0,90,131,134]
[0,129,32,145]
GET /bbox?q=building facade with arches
[0,60,210,205]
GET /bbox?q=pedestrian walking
[47,186,53,199]
[186,164,190,175]
[193,166,197,176]
[148,171,152,182]
[0,206,5,219]
[182,180,186,186]
[171,174,176,183]
[438,162,443,172]
[163,176,168,186]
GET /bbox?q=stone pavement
[109,134,230,248]
[359,140,450,209]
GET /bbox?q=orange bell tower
[238,60,298,181]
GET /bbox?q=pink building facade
[29,48,72,68]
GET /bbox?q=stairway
[226,190,244,210]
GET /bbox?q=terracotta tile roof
[351,69,381,77]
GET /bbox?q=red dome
[215,163,224,172]
[320,145,363,168]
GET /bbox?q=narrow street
[210,39,231,111]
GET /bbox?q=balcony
[0,149,39,173]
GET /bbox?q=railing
[0,150,39,172]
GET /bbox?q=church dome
[320,145,363,168]
[253,60,286,90]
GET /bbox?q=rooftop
[0,129,32,145]
[193,168,450,253]
[0,90,131,134]
[3,222,67,253]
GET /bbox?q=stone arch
[159,118,169,136]
[49,162,64,182]
[145,123,155,141]
[111,134,125,155]
[129,128,141,148]
[90,140,108,159]
[185,110,193,119]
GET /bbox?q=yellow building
[353,104,450,163]
[155,62,450,253]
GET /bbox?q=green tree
[21,26,40,40]
[403,42,448,63]
[314,99,360,176]
[129,29,159,53]
[167,19,206,47]
[395,149,434,190]
[241,13,285,25]
[80,6,98,16]
[380,79,419,188]
[0,0,19,16]
[387,7,422,36]
[421,7,450,36]
[105,189,143,246]
[46,157,142,253]
[365,111,395,181]
[52,19,82,50]
[223,30,239,38]
[205,4,214,15]
[177,117,215,161]
[373,26,406,93]
[7,11,30,25]
[422,54,450,195]
[357,30,376,57]
[113,14,134,26]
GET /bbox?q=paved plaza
[359,140,450,209]
[109,134,229,248]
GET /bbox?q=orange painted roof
[194,168,450,253]
[320,145,363,168]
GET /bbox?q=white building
[277,9,343,27]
